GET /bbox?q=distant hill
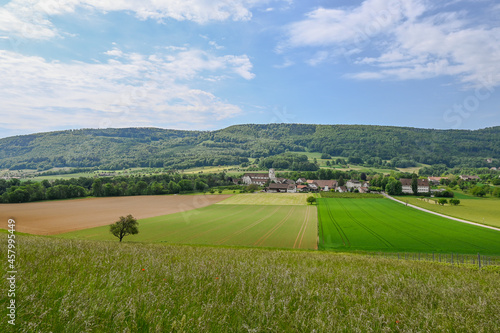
[0,124,499,171]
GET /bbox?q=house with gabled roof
[400,178,430,194]
[346,179,361,190]
[242,168,277,185]
[306,179,337,192]
[267,183,296,193]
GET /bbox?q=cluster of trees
[419,164,500,177]
[0,172,237,203]
[1,124,499,172]
[258,153,319,171]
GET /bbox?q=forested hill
[0,124,499,171]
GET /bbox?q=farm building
[242,168,277,185]
[306,179,337,191]
[359,186,369,193]
[459,175,480,181]
[345,180,362,190]
[336,186,348,193]
[427,176,447,185]
[266,183,297,193]
[296,178,307,184]
[296,185,308,192]
[400,179,430,194]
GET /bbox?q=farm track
[216,206,281,245]
[254,207,296,246]
[294,205,311,249]
[317,197,500,254]
[384,194,500,232]
[363,199,487,251]
[163,205,251,238]
[335,198,394,249]
[182,206,267,243]
[321,198,350,247]
[352,199,436,249]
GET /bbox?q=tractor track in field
[335,198,394,249]
[294,205,311,249]
[182,206,268,243]
[359,199,444,249]
[216,206,281,245]
[349,199,437,249]
[366,199,488,251]
[254,207,296,246]
[322,198,350,247]
[384,194,500,232]
[165,205,251,238]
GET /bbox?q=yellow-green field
[399,196,500,228]
[58,204,318,249]
[217,193,313,205]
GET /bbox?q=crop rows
[318,198,500,255]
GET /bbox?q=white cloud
[283,0,425,49]
[0,48,255,132]
[104,48,123,57]
[283,0,500,88]
[0,0,284,40]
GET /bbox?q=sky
[0,0,499,138]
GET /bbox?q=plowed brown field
[0,195,231,235]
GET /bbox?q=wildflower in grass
[142,268,145,271]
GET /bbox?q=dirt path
[383,193,500,232]
[0,195,232,235]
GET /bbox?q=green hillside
[1,124,499,171]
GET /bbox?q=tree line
[0,172,237,203]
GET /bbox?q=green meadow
[397,195,500,228]
[216,192,312,205]
[318,197,500,255]
[2,235,499,332]
[59,204,318,250]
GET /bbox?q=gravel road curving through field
[383,193,500,232]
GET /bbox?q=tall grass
[2,235,499,332]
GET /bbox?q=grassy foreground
[2,235,499,332]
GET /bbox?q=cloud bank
[283,0,500,88]
[0,48,254,131]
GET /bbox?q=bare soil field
[0,195,231,235]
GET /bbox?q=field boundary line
[383,194,500,232]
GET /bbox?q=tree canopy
[110,215,139,242]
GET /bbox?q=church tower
[269,168,277,182]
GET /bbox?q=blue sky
[0,0,499,138]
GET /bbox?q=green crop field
[397,195,500,228]
[217,193,312,205]
[318,198,500,255]
[59,204,318,249]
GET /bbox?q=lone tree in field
[110,215,139,242]
[306,196,316,205]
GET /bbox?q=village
[235,169,484,195]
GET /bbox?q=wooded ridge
[0,124,498,170]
